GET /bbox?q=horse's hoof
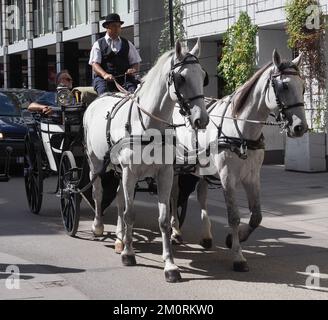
[225,234,233,249]
[200,239,213,250]
[92,225,104,237]
[165,269,182,283]
[233,261,249,272]
[171,234,183,245]
[122,255,137,266]
[115,241,124,254]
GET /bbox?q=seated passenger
[28,70,74,116]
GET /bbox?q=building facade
[0,0,326,163]
[182,0,328,163]
[0,0,165,90]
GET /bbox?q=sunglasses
[62,77,73,82]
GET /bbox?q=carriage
[23,86,98,236]
[22,85,173,236]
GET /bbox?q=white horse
[170,50,308,272]
[83,40,209,283]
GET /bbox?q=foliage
[285,0,327,131]
[218,12,258,95]
[158,0,186,55]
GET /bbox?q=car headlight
[0,132,4,140]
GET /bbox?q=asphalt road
[1,166,328,300]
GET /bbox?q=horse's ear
[175,40,183,60]
[272,49,281,68]
[292,52,303,67]
[190,38,201,58]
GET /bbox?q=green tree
[158,0,186,55]
[218,12,258,95]
[285,0,326,131]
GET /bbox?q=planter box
[285,132,327,172]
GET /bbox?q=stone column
[55,0,64,73]
[90,0,100,81]
[2,0,9,88]
[26,0,35,89]
[90,0,100,44]
[133,0,140,52]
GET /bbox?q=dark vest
[98,36,130,76]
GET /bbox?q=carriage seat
[72,87,98,107]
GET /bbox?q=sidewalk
[0,252,88,300]
[0,165,328,300]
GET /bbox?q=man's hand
[103,73,115,81]
[126,68,137,75]
[41,106,53,116]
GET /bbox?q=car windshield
[12,91,46,109]
[0,93,21,117]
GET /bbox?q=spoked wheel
[24,136,43,214]
[59,151,81,237]
[177,199,188,228]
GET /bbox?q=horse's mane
[138,50,174,97]
[231,62,273,116]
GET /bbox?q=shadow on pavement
[0,263,86,278]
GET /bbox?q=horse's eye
[179,75,185,85]
[283,82,289,90]
[173,73,185,87]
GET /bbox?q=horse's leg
[239,170,262,243]
[121,169,137,266]
[221,170,249,272]
[170,176,183,244]
[158,166,181,283]
[198,178,213,250]
[91,174,104,236]
[115,181,125,254]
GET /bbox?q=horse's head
[266,49,308,138]
[168,39,210,129]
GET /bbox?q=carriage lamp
[57,86,74,107]
[0,132,4,140]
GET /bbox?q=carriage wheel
[177,199,188,228]
[59,151,81,237]
[24,136,43,214]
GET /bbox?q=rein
[113,79,184,128]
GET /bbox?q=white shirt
[89,34,142,66]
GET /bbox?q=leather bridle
[168,53,208,117]
[269,63,305,122]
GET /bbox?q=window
[64,0,89,29]
[100,0,112,18]
[33,0,55,36]
[100,0,132,18]
[8,0,26,43]
[76,0,87,25]
[113,0,132,14]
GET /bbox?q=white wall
[257,29,292,66]
[187,40,218,98]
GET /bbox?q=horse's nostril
[195,119,201,128]
[294,125,304,133]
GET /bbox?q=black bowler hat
[102,13,124,28]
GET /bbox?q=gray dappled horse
[171,50,308,272]
[84,40,209,283]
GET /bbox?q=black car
[0,89,45,167]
